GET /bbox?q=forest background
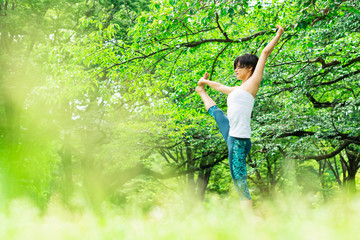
[0,0,359,238]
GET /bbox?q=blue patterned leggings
[208,105,252,200]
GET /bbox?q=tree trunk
[344,148,359,193]
[197,168,212,201]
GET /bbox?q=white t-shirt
[227,87,255,138]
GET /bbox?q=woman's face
[234,65,252,80]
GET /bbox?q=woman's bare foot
[195,85,205,94]
[195,71,216,110]
[203,72,209,80]
[195,85,216,110]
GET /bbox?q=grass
[0,191,359,240]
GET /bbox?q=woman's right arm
[201,79,235,95]
[198,72,235,95]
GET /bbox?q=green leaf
[228,7,235,17]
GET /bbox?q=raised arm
[242,25,285,94]
[198,72,235,95]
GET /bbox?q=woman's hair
[233,53,259,73]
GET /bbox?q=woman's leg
[195,85,216,111]
[196,86,252,206]
[196,85,230,142]
[229,138,252,206]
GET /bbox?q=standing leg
[230,138,253,207]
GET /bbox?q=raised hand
[276,25,284,36]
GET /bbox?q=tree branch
[309,56,340,69]
[306,92,347,108]
[144,27,217,46]
[103,47,172,71]
[314,69,360,87]
[263,130,316,138]
[105,30,270,71]
[215,12,229,40]
[343,56,360,67]
[210,44,229,79]
[269,55,360,69]
[300,141,352,161]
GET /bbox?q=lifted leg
[195,85,216,111]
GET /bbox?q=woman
[195,25,284,206]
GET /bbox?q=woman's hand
[276,25,284,36]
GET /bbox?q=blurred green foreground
[1,0,359,239]
[1,192,360,240]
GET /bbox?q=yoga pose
[196,25,284,206]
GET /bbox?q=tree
[94,0,359,196]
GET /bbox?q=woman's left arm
[243,25,285,92]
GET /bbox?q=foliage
[0,0,359,212]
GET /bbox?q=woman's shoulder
[239,81,258,99]
[236,86,256,100]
